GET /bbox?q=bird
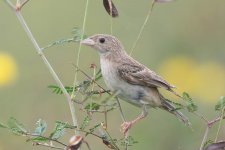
[81,34,190,135]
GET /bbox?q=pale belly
[100,58,161,107]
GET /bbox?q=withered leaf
[103,0,119,17]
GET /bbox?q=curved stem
[5,0,79,133]
[129,0,156,55]
[72,0,89,97]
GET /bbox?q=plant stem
[34,142,65,150]
[72,0,89,96]
[199,127,209,150]
[5,0,79,133]
[215,107,225,142]
[129,0,156,55]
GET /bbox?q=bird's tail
[160,96,191,127]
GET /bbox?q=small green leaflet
[49,121,76,140]
[48,85,74,95]
[85,102,101,111]
[182,92,198,112]
[31,136,49,142]
[55,121,76,129]
[7,117,27,135]
[120,136,138,146]
[34,119,47,136]
[0,122,7,128]
[72,27,87,42]
[80,116,91,131]
[215,96,225,111]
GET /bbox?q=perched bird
[81,34,190,135]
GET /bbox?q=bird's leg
[121,105,148,137]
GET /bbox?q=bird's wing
[117,62,179,95]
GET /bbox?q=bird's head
[81,34,124,55]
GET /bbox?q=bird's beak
[80,38,95,46]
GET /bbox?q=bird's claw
[121,121,132,137]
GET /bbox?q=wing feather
[117,61,176,92]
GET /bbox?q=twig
[73,65,111,95]
[129,0,156,55]
[199,112,225,150]
[208,115,225,128]
[5,0,79,133]
[199,127,209,150]
[34,142,65,150]
[214,107,225,142]
[20,0,30,8]
[72,0,89,97]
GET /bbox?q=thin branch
[33,142,65,150]
[5,0,15,10]
[5,1,79,134]
[208,115,225,128]
[215,107,225,142]
[20,0,30,8]
[199,127,209,150]
[73,65,111,95]
[72,0,89,96]
[129,0,156,55]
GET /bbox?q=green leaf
[85,102,101,111]
[72,27,87,42]
[215,96,225,111]
[49,122,67,140]
[55,121,76,129]
[31,136,49,142]
[120,136,138,147]
[42,38,75,50]
[182,92,198,112]
[34,119,47,136]
[80,116,91,131]
[7,117,27,135]
[95,69,102,81]
[48,85,74,95]
[0,123,7,128]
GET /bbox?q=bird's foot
[121,121,133,137]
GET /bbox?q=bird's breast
[100,58,120,91]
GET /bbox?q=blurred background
[0,0,225,149]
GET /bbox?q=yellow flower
[0,52,18,86]
[158,56,225,102]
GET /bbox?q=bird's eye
[99,38,105,44]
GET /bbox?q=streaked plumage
[81,34,190,134]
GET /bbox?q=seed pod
[67,135,83,150]
[103,0,119,17]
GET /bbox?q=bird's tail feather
[161,97,191,127]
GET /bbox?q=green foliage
[0,122,7,128]
[85,102,101,111]
[48,70,102,95]
[31,136,49,142]
[34,119,47,136]
[80,116,91,131]
[42,27,87,50]
[48,85,74,95]
[72,27,87,41]
[7,117,27,135]
[120,136,138,147]
[215,96,225,111]
[49,121,68,140]
[182,92,198,112]
[55,121,76,129]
